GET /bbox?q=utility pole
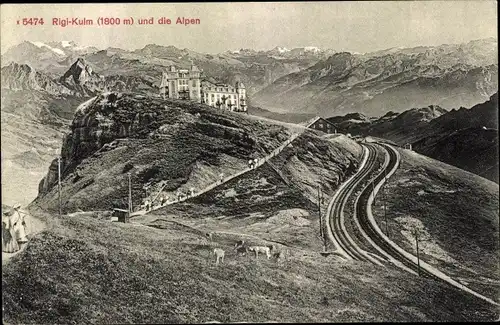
[383,186,389,237]
[318,186,323,239]
[412,228,421,276]
[318,186,328,252]
[58,156,62,217]
[371,180,375,205]
[382,167,390,237]
[128,172,132,221]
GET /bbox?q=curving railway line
[355,143,441,281]
[326,140,499,306]
[326,144,383,263]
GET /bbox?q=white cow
[248,246,271,259]
[212,248,225,265]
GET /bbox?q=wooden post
[58,156,62,217]
[128,172,132,221]
[383,168,389,236]
[371,180,375,205]
[318,186,322,239]
[383,187,389,237]
[416,234,421,276]
[413,228,421,276]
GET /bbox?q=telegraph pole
[58,156,62,217]
[318,186,323,239]
[383,187,389,236]
[128,172,132,221]
[371,179,375,205]
[382,167,390,236]
[317,186,328,252]
[412,228,421,276]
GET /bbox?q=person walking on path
[2,203,26,253]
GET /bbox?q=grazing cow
[212,248,225,265]
[273,250,287,263]
[248,246,271,259]
[205,232,213,242]
[234,240,248,256]
[235,245,248,256]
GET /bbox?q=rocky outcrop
[58,58,157,97]
[33,92,303,212]
[1,63,73,95]
[59,58,104,96]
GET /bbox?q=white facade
[201,80,247,112]
[159,65,247,112]
[160,65,201,102]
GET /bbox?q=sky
[0,2,498,54]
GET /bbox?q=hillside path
[134,130,304,216]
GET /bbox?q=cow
[248,246,271,259]
[234,240,248,256]
[212,248,225,266]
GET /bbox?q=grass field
[371,148,499,300]
[2,210,498,324]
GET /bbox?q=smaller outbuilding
[112,208,129,223]
[306,117,337,134]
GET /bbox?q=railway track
[355,142,441,281]
[326,144,381,262]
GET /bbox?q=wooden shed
[306,117,337,134]
[112,208,129,223]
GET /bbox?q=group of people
[2,204,29,253]
[248,158,259,169]
[142,187,201,212]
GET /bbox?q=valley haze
[1,2,498,324]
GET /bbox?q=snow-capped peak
[29,41,65,56]
[276,47,289,53]
[61,41,73,48]
[303,46,321,53]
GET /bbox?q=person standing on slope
[12,204,29,248]
[2,205,21,253]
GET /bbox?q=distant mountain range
[327,93,499,183]
[2,38,497,117]
[1,41,336,96]
[0,38,498,203]
[254,38,498,116]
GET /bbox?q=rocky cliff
[1,63,73,96]
[33,92,297,211]
[59,58,157,96]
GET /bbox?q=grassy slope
[371,148,499,299]
[2,211,498,324]
[143,132,362,251]
[413,127,499,183]
[30,96,299,213]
